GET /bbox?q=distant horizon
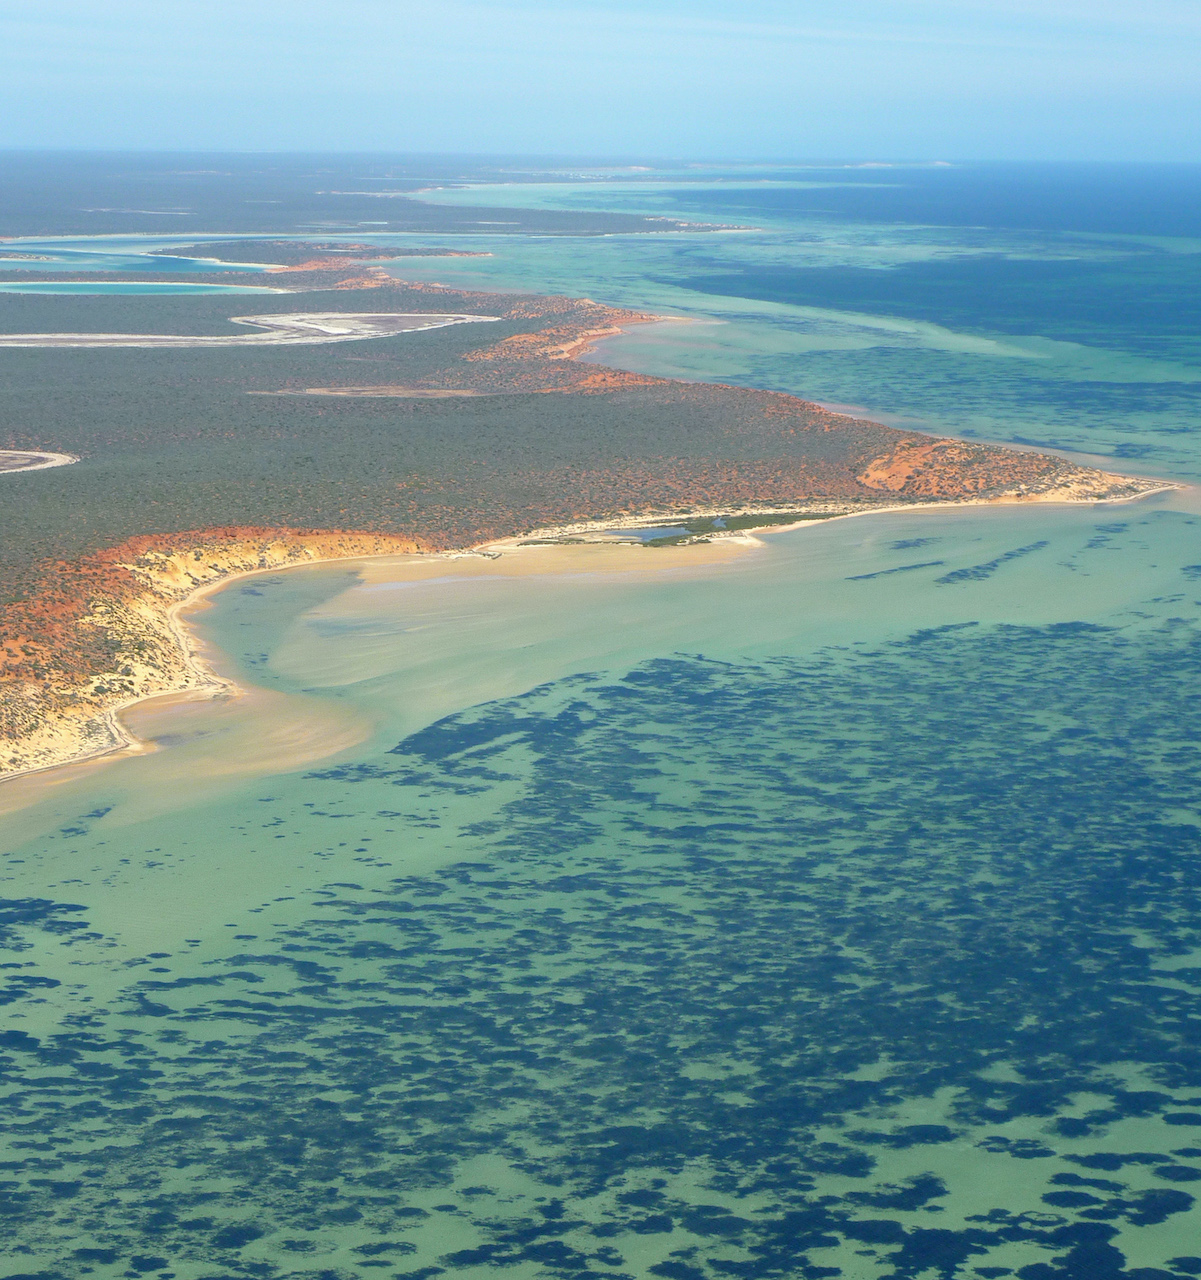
[3,150,1201,166]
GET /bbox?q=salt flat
[0,310,499,347]
[0,449,77,472]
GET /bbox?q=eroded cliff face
[0,529,421,778]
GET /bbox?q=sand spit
[501,475,1176,548]
[0,311,500,349]
[0,449,78,473]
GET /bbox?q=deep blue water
[664,163,1201,238]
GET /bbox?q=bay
[4,166,1201,1280]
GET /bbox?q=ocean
[3,165,1201,1280]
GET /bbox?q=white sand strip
[0,311,500,349]
[0,450,79,473]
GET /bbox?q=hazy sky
[2,0,1198,159]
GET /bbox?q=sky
[1,0,1198,160]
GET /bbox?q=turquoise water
[0,235,299,292]
[391,168,1201,483]
[5,168,1201,1280]
[0,281,285,295]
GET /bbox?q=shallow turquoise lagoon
[0,280,285,295]
[4,169,1201,1280]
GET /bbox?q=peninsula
[0,253,1163,780]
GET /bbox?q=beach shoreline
[0,474,1179,794]
[495,479,1181,546]
[0,273,1180,793]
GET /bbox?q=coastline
[497,479,1180,547]
[0,275,1178,791]
[0,472,1177,793]
[0,530,425,785]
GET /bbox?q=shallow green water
[5,170,1201,1280]
[6,498,1201,1280]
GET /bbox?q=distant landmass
[0,152,746,237]
[151,240,492,267]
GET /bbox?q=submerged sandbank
[0,533,757,808]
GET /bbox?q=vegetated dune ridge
[0,264,1166,781]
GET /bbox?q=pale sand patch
[0,311,500,349]
[0,449,79,473]
[0,685,372,823]
[353,535,755,588]
[107,684,373,826]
